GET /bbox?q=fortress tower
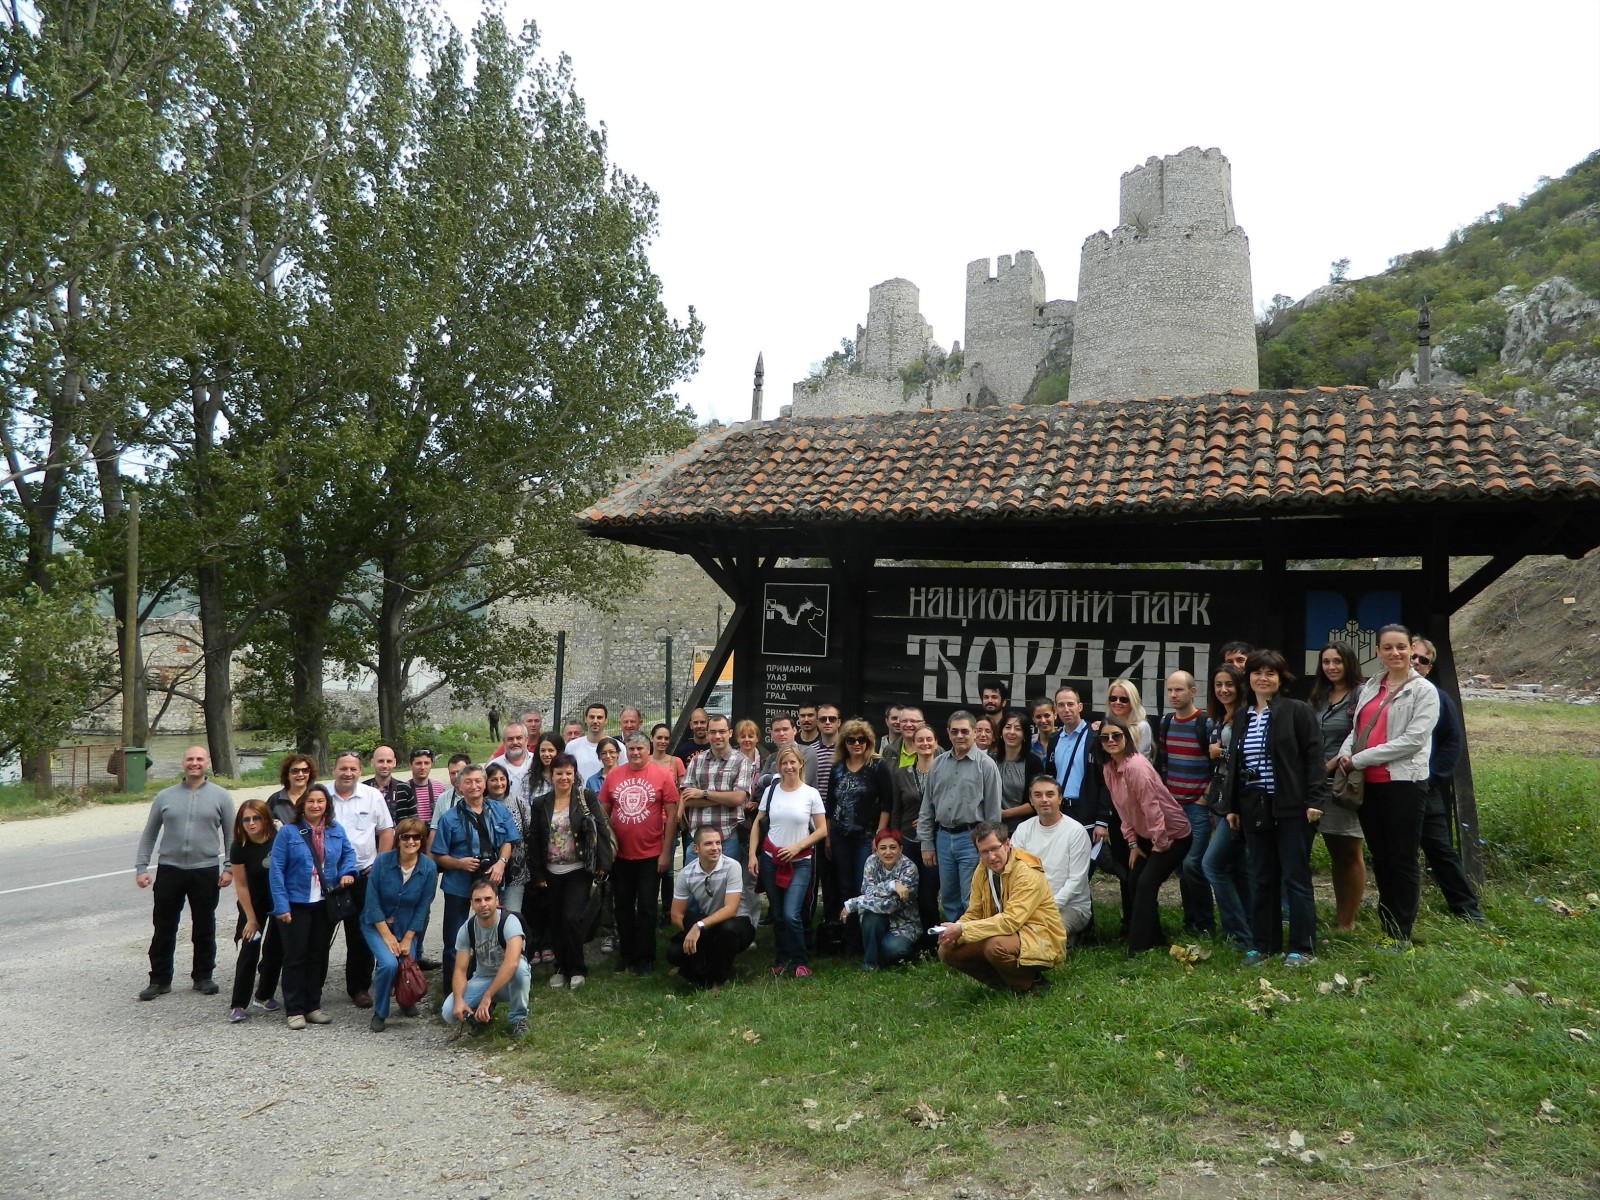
[963,252,1074,406]
[1068,147,1258,402]
[856,278,934,376]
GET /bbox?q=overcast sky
[441,0,1600,425]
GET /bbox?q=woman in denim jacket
[1339,623,1439,946]
[361,816,438,1030]
[268,784,357,1029]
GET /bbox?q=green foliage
[1475,752,1600,879]
[0,554,105,761]
[805,338,857,389]
[1031,367,1071,405]
[1259,152,1600,389]
[898,345,960,399]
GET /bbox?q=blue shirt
[1053,723,1090,799]
[432,799,520,897]
[361,849,439,935]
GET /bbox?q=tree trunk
[195,557,238,777]
[93,437,151,746]
[288,600,331,768]
[375,568,409,746]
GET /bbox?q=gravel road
[0,801,872,1200]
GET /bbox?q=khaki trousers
[939,933,1041,993]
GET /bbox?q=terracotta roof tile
[577,389,1600,531]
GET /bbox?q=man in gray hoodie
[134,746,235,1000]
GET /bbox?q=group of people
[132,626,1483,1028]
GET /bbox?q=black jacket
[1046,721,1111,830]
[528,788,615,884]
[1222,696,1331,820]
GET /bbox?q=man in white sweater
[1010,776,1093,941]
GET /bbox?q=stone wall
[1069,147,1259,402]
[963,251,1074,406]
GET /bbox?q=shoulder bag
[1332,687,1396,810]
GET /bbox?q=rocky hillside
[1258,151,1600,446]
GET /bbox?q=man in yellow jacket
[936,820,1067,993]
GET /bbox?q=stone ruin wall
[962,251,1075,406]
[1068,146,1259,402]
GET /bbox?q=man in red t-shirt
[599,733,680,975]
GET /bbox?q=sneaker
[138,982,171,1001]
[193,978,219,996]
[369,1015,387,1033]
[227,1007,246,1023]
[793,965,813,979]
[509,1018,528,1038]
[539,950,555,965]
[252,997,281,1013]
[398,1003,419,1018]
[771,965,786,979]
[306,1009,332,1024]
[549,973,567,989]
[1378,938,1415,954]
[568,975,585,990]
[286,1014,307,1030]
[1283,953,1315,969]
[600,937,616,954]
[1242,950,1265,967]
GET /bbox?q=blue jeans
[859,912,914,968]
[1244,819,1317,956]
[1178,803,1215,934]
[1201,816,1252,947]
[361,925,401,1019]
[438,959,531,1026]
[935,828,980,922]
[758,852,813,968]
[440,892,472,982]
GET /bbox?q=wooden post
[1426,522,1482,882]
[120,490,139,792]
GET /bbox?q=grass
[486,698,1600,1195]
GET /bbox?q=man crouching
[442,880,531,1038]
[936,821,1065,994]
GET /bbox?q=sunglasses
[1107,695,1130,704]
[241,815,265,823]
[844,735,869,746]
[398,833,423,842]
[1099,732,1125,744]
[1411,655,1432,666]
[287,767,311,775]
[818,715,840,723]
[410,749,434,760]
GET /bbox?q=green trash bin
[123,747,149,793]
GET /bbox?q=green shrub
[1475,752,1600,879]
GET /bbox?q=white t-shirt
[328,782,394,870]
[568,737,603,783]
[1011,814,1093,933]
[760,783,825,851]
[488,752,534,794]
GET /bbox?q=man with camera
[442,879,530,1038]
[430,765,518,986]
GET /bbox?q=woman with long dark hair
[521,734,563,963]
[529,752,614,989]
[884,724,942,951]
[1199,664,1251,949]
[1310,641,1367,931]
[1339,624,1439,947]
[1100,714,1191,955]
[993,711,1045,833]
[226,799,281,1022]
[1223,649,1328,967]
[268,784,356,1029]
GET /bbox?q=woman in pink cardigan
[1100,714,1193,955]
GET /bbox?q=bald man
[134,746,236,1000]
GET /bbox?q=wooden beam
[1444,553,1521,615]
[670,597,748,748]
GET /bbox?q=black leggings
[229,908,283,1009]
[1126,835,1191,955]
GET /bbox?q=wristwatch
[695,920,705,931]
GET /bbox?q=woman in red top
[1100,714,1192,955]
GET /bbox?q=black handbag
[323,883,359,922]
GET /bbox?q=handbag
[1333,687,1397,810]
[393,953,428,1007]
[323,883,359,922]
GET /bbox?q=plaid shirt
[682,746,755,842]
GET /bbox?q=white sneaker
[549,973,567,988]
[600,937,615,954]
[568,974,585,990]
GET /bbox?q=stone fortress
[791,146,1260,415]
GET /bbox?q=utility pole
[120,490,140,792]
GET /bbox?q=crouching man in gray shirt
[134,746,235,1000]
[666,826,757,989]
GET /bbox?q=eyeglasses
[844,735,869,746]
[287,767,311,775]
[1099,732,1125,744]
[1411,655,1432,666]
[241,815,265,823]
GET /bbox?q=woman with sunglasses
[1098,715,1191,955]
[1338,624,1439,947]
[267,754,317,827]
[226,799,282,1022]
[993,711,1046,834]
[828,719,896,951]
[360,816,438,1031]
[268,784,356,1029]
[1104,680,1153,760]
[1309,641,1368,931]
[1223,649,1328,967]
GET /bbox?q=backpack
[1156,711,1211,785]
